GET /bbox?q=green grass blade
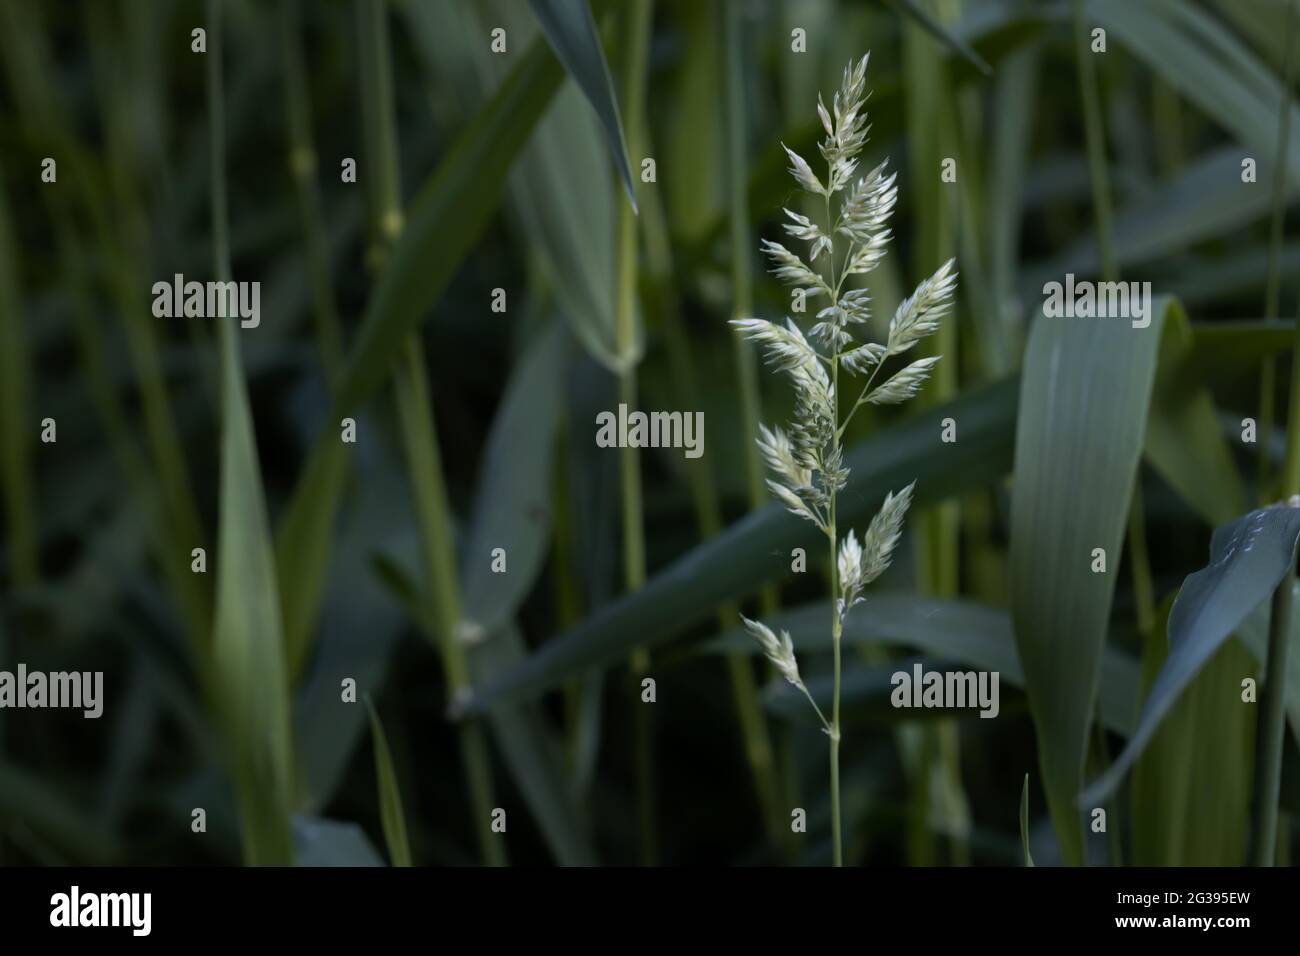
[331,35,564,415]
[211,271,295,866]
[1145,307,1248,527]
[528,0,636,211]
[1089,0,1300,183]
[405,1,628,372]
[1084,505,1300,806]
[365,699,413,867]
[1028,150,1280,289]
[1009,301,1169,864]
[460,325,564,639]
[209,0,294,866]
[1130,594,1254,865]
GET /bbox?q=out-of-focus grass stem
[1255,0,1299,867]
[613,0,656,866]
[282,0,345,387]
[357,0,503,866]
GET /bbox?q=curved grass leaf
[212,328,295,866]
[365,699,413,867]
[1145,307,1247,526]
[405,3,630,372]
[1129,593,1255,865]
[1009,299,1165,865]
[278,440,350,679]
[462,376,1021,713]
[1026,149,1283,291]
[529,0,636,211]
[1083,505,1300,806]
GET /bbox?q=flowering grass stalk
[733,54,956,866]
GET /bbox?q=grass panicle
[732,53,955,866]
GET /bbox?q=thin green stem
[798,684,832,734]
[1072,0,1116,284]
[1251,0,1300,869]
[358,0,502,866]
[1126,484,1157,637]
[281,0,344,386]
[1261,0,1299,503]
[819,147,845,868]
[615,0,655,866]
[838,358,888,439]
[829,498,843,868]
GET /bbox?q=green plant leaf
[1145,306,1248,527]
[1084,505,1300,806]
[462,377,1021,712]
[365,698,413,867]
[529,0,637,211]
[1088,0,1300,185]
[1027,149,1281,289]
[212,328,295,866]
[1009,299,1166,865]
[405,3,630,372]
[460,324,565,639]
[1129,593,1255,865]
[278,440,351,679]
